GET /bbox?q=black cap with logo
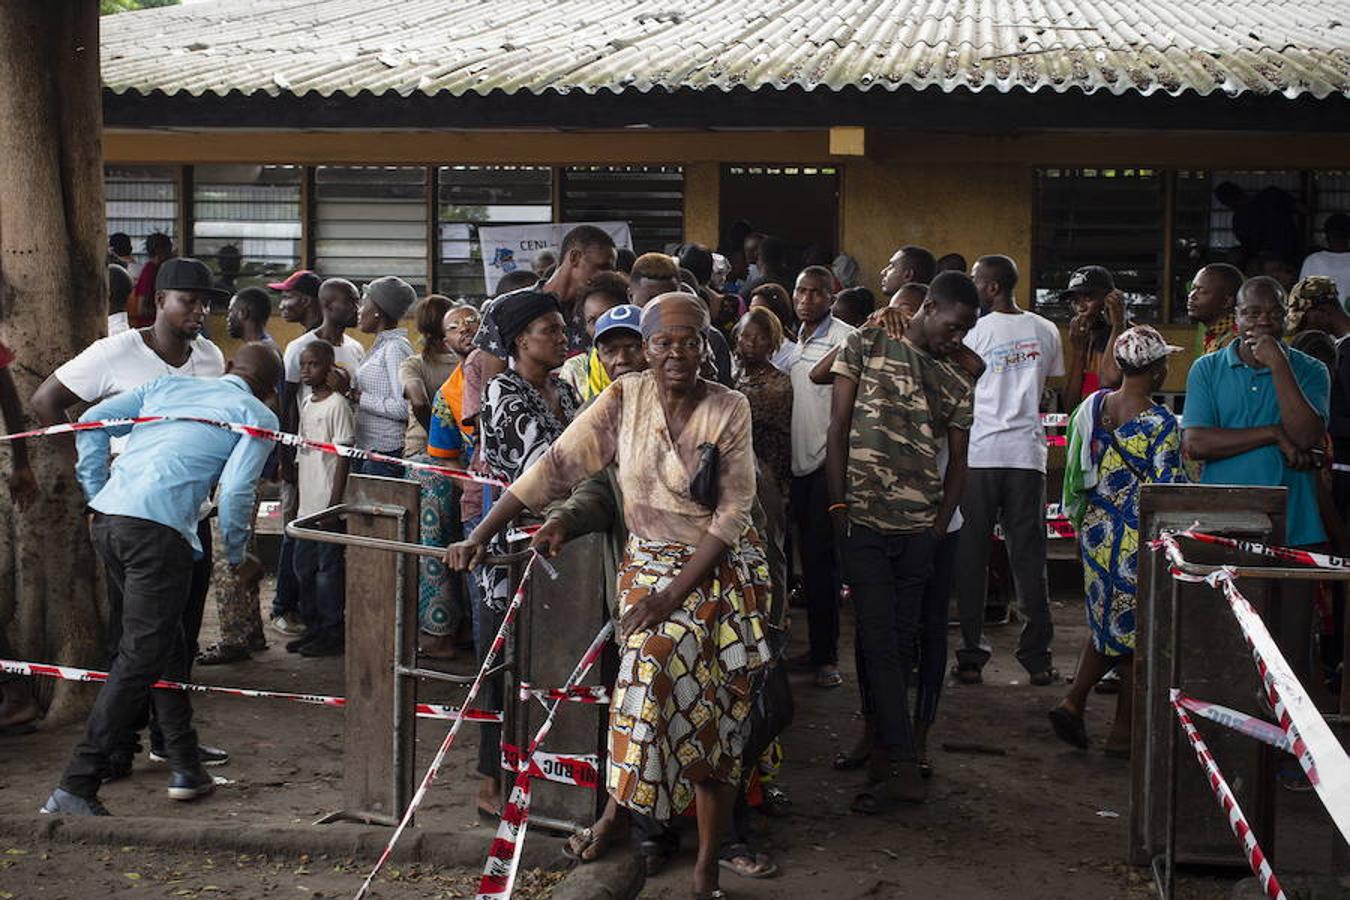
[1059,265,1115,302]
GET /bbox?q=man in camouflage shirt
[826,271,979,811]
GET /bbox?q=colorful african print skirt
[608,531,772,821]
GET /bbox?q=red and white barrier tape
[1041,413,1069,427]
[1175,693,1292,755]
[353,553,539,900]
[500,744,600,789]
[1154,534,1350,845]
[993,518,1076,541]
[1177,528,1350,571]
[517,683,610,705]
[0,415,509,490]
[475,620,614,900]
[0,658,499,723]
[1170,690,1287,900]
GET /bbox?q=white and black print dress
[477,368,581,611]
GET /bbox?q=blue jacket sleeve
[74,386,146,502]
[217,405,280,565]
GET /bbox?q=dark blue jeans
[842,523,938,764]
[351,452,404,480]
[293,536,346,639]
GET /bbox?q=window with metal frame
[105,165,178,259]
[561,165,683,254]
[1033,167,1164,323]
[436,166,553,302]
[192,164,302,293]
[315,166,428,293]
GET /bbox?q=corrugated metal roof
[100,0,1350,101]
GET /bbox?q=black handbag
[689,442,720,510]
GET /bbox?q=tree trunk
[0,0,106,724]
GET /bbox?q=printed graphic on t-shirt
[987,338,1045,374]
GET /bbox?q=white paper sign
[478,222,632,295]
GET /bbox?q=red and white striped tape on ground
[517,683,610,705]
[500,744,600,789]
[1174,694,1292,755]
[1170,690,1287,900]
[0,658,499,724]
[1153,533,1350,846]
[0,415,508,491]
[475,620,614,900]
[353,553,540,900]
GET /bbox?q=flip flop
[719,852,778,879]
[1048,706,1089,750]
[563,825,620,863]
[832,752,867,771]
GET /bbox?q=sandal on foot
[850,779,897,815]
[563,825,618,863]
[1048,706,1089,749]
[950,664,982,685]
[1029,668,1061,687]
[719,852,778,879]
[833,751,867,771]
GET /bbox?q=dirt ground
[0,570,1318,899]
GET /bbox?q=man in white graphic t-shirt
[952,255,1064,686]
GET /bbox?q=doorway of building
[718,164,840,278]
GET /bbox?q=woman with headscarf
[469,288,582,819]
[447,293,770,900]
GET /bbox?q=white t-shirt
[1299,250,1350,306]
[107,312,129,336]
[297,392,356,519]
[55,327,226,458]
[56,328,226,402]
[283,329,366,406]
[963,309,1065,472]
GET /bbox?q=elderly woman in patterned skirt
[446,292,769,900]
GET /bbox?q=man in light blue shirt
[43,344,282,817]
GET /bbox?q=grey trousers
[954,467,1054,675]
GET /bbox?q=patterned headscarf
[1285,276,1340,334]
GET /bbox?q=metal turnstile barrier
[285,474,608,831]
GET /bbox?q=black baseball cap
[155,257,231,300]
[1059,265,1115,302]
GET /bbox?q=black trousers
[62,515,201,797]
[109,518,212,760]
[843,524,938,763]
[790,468,840,666]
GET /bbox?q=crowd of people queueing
[0,218,1344,900]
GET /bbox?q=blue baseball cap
[594,304,642,341]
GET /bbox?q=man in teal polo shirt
[1183,275,1329,680]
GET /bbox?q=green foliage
[101,0,180,15]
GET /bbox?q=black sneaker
[286,631,320,653]
[299,634,345,658]
[167,768,215,801]
[149,744,230,767]
[41,788,111,816]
